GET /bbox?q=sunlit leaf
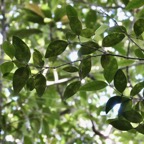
[45,40,68,58]
[95,24,109,36]
[63,66,78,73]
[102,33,125,47]
[126,0,144,10]
[2,41,15,59]
[0,62,14,76]
[80,81,107,91]
[34,74,46,96]
[63,80,81,100]
[130,81,144,96]
[114,69,127,93]
[13,36,31,63]
[105,96,122,114]
[134,19,144,36]
[13,67,30,94]
[79,57,91,79]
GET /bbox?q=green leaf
[34,74,46,96]
[63,80,81,100]
[105,96,122,114]
[69,17,82,35]
[134,19,144,36]
[122,110,143,123]
[104,58,118,83]
[13,36,31,63]
[78,41,100,56]
[13,67,30,94]
[130,81,144,96]
[63,66,78,73]
[135,124,144,134]
[101,55,113,69]
[2,41,15,59]
[45,40,68,58]
[134,49,144,58]
[33,49,44,67]
[66,30,76,40]
[0,62,14,76]
[66,5,78,20]
[80,28,95,38]
[95,24,109,36]
[102,33,125,47]
[114,69,127,93]
[79,57,91,79]
[126,0,144,10]
[109,119,133,131]
[26,77,35,91]
[85,9,97,29]
[80,81,107,91]
[107,26,126,34]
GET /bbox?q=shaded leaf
[26,77,35,91]
[109,119,133,131]
[102,33,125,47]
[13,67,30,94]
[66,5,78,20]
[135,49,144,58]
[66,30,76,40]
[134,19,144,36]
[78,41,100,56]
[34,74,46,96]
[80,28,95,38]
[13,36,31,63]
[114,69,127,93]
[2,41,15,59]
[63,66,78,73]
[63,81,81,100]
[79,57,91,79]
[126,0,144,10]
[135,124,144,134]
[0,62,14,76]
[80,81,107,91]
[107,26,126,34]
[45,40,68,58]
[105,96,122,114]
[101,55,113,69]
[122,110,143,123]
[130,81,144,96]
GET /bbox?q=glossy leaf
[136,124,144,134]
[66,5,78,20]
[79,57,91,79]
[33,49,44,67]
[34,74,46,96]
[122,110,143,123]
[63,81,81,100]
[26,77,35,91]
[45,40,68,58]
[102,33,125,47]
[114,69,127,93]
[130,81,144,96]
[78,41,100,56]
[134,49,144,58]
[13,67,30,94]
[126,0,144,10]
[2,41,15,59]
[13,36,31,63]
[63,66,78,73]
[109,119,133,131]
[80,28,95,38]
[80,81,107,91]
[134,19,144,36]
[0,62,14,76]
[105,96,122,114]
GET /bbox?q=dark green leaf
[134,49,144,58]
[114,69,127,93]
[101,55,113,69]
[13,67,30,94]
[107,26,126,34]
[122,110,143,123]
[135,124,144,134]
[80,81,107,91]
[63,81,81,100]
[104,58,118,83]
[63,66,78,73]
[134,19,144,36]
[33,49,44,67]
[105,96,122,114]
[2,41,15,59]
[102,33,125,47]
[0,62,14,76]
[13,36,31,63]
[80,28,95,38]
[26,77,35,91]
[130,81,144,96]
[126,0,144,10]
[45,40,68,58]
[78,41,100,56]
[79,57,91,79]
[34,74,46,96]
[109,119,133,131]
[66,5,78,20]
[66,30,76,40]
